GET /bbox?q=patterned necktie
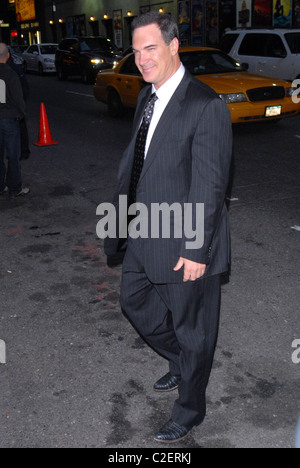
[128,92,158,207]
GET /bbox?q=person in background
[8,56,31,161]
[0,43,29,197]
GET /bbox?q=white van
[220,29,300,81]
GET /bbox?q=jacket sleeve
[12,71,26,118]
[179,97,233,264]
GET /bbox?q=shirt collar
[152,63,185,103]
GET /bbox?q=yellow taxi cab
[93,47,300,123]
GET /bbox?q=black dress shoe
[153,372,180,392]
[154,420,189,443]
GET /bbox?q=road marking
[66,91,94,98]
[291,225,300,231]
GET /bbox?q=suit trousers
[0,118,22,195]
[120,242,221,430]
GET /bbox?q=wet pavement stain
[20,244,53,255]
[250,376,280,400]
[106,393,134,446]
[28,292,48,303]
[49,185,74,197]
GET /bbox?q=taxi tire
[108,90,124,118]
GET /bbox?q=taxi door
[26,45,39,71]
[256,34,289,80]
[117,55,145,107]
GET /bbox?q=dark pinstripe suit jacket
[105,70,233,284]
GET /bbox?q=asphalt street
[0,73,299,449]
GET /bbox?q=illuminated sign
[15,0,36,22]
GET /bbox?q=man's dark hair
[132,11,179,46]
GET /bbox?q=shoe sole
[154,385,179,393]
[12,190,30,198]
[154,432,189,443]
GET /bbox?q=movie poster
[294,0,300,27]
[253,0,272,27]
[206,0,218,46]
[113,10,123,49]
[15,0,36,22]
[191,0,204,46]
[219,0,236,37]
[273,0,292,27]
[236,0,252,28]
[178,1,191,45]
[66,15,86,37]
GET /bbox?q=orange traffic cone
[34,103,58,146]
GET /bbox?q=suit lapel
[139,72,191,182]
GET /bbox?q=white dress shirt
[145,63,186,157]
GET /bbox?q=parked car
[94,47,300,123]
[23,43,58,74]
[8,45,25,68]
[55,36,122,83]
[220,29,300,82]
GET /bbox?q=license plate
[265,106,282,117]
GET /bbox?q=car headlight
[90,59,105,65]
[219,93,248,103]
[44,58,54,63]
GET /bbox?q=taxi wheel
[108,90,124,118]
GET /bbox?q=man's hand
[174,257,206,282]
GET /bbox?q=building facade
[2,0,300,48]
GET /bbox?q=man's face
[132,23,180,90]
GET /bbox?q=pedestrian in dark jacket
[9,58,31,160]
[0,43,30,197]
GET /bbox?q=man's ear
[170,37,180,56]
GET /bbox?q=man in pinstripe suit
[104,12,233,443]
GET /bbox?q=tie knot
[149,92,158,102]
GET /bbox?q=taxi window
[219,34,239,54]
[120,55,141,76]
[238,33,287,58]
[285,33,300,54]
[265,35,287,57]
[180,50,243,75]
[239,34,268,56]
